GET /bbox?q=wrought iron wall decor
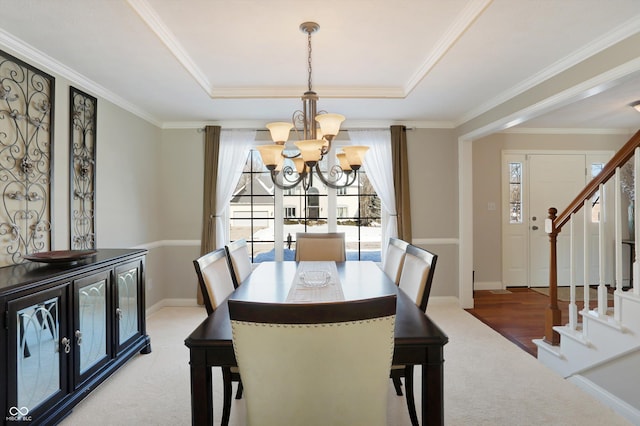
[0,50,54,266]
[69,87,96,249]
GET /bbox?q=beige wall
[158,129,204,240]
[407,128,459,297]
[472,132,632,289]
[146,127,464,304]
[17,57,168,305]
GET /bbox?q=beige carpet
[531,286,614,302]
[61,300,630,425]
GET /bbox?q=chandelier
[256,22,368,191]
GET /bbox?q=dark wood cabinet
[0,249,151,424]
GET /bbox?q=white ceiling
[0,0,639,133]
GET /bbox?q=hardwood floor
[465,288,587,357]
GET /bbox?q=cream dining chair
[381,237,409,284]
[224,239,256,288]
[229,295,397,426]
[193,248,243,426]
[390,244,438,426]
[294,232,346,261]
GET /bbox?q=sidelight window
[509,162,523,224]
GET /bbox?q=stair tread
[553,325,593,346]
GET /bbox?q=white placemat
[285,261,345,303]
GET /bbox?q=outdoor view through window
[230,149,382,262]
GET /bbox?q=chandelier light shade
[266,122,294,144]
[294,139,325,163]
[256,22,368,190]
[256,144,285,167]
[315,113,345,140]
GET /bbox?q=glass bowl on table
[299,270,331,288]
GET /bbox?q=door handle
[532,226,539,230]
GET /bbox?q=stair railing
[545,129,640,345]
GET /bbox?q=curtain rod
[197,127,415,133]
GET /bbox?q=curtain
[214,129,256,248]
[199,127,255,304]
[348,129,396,260]
[198,126,221,304]
[391,125,412,242]
[200,126,221,258]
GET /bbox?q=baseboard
[569,374,640,424]
[429,296,460,305]
[474,281,503,291]
[146,298,199,316]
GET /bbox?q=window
[230,148,381,262]
[337,170,381,260]
[509,162,522,224]
[229,150,275,261]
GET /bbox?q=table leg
[190,349,213,426]
[422,346,445,426]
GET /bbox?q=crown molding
[404,0,493,96]
[161,119,455,130]
[209,86,405,99]
[456,15,640,127]
[127,0,211,96]
[0,27,162,127]
[501,127,635,135]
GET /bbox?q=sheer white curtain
[215,129,256,248]
[348,129,396,260]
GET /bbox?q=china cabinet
[0,249,150,424]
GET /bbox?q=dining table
[184,260,448,426]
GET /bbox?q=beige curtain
[390,125,412,242]
[197,125,221,304]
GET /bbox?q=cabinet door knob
[532,225,539,230]
[60,337,71,354]
[75,330,83,346]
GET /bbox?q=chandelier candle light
[256,22,369,191]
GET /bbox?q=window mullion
[274,184,284,261]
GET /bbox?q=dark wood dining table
[184,261,448,425]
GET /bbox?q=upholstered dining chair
[224,239,256,288]
[390,244,438,426]
[381,237,409,284]
[229,295,397,426]
[294,232,346,261]
[193,248,243,426]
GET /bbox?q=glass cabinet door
[74,271,111,385]
[115,260,142,351]
[8,285,68,418]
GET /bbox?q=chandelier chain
[260,22,366,191]
[307,30,313,92]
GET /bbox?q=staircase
[535,130,640,423]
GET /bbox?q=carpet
[530,286,614,302]
[60,300,630,425]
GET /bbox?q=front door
[528,154,586,286]
[502,152,612,288]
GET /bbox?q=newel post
[544,207,561,345]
